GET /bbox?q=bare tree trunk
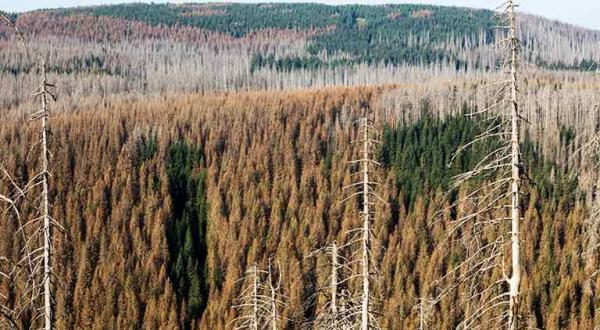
[39,60,53,330]
[231,261,284,330]
[429,2,524,327]
[341,116,383,329]
[306,240,349,329]
[268,261,279,330]
[507,1,521,329]
[331,241,338,329]
[414,297,432,330]
[252,263,258,330]
[360,117,370,330]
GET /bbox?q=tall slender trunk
[270,290,277,330]
[361,117,370,330]
[331,241,339,329]
[268,263,278,330]
[40,60,53,330]
[252,263,258,330]
[507,1,521,329]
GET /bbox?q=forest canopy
[0,85,594,328]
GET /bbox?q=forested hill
[55,3,497,66]
[23,2,600,68]
[1,3,599,107]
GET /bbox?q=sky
[3,0,600,31]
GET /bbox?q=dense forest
[0,84,596,328]
[64,3,497,66]
[1,1,600,330]
[53,3,599,69]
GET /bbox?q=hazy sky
[4,0,600,30]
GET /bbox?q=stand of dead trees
[304,241,354,330]
[574,69,600,329]
[1,4,598,108]
[299,114,386,330]
[229,112,386,330]
[231,261,286,330]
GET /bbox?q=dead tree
[306,241,355,329]
[266,260,287,330]
[506,3,522,327]
[231,262,285,330]
[38,60,55,330]
[430,0,524,328]
[413,297,434,330]
[231,263,262,330]
[341,116,385,330]
[0,59,58,330]
[18,60,60,330]
[330,242,339,329]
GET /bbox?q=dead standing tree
[11,60,61,330]
[413,297,434,330]
[305,241,355,329]
[430,0,525,328]
[231,263,264,330]
[231,261,286,330]
[30,60,59,330]
[341,115,385,330]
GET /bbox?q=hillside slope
[38,3,600,69]
[0,3,599,108]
